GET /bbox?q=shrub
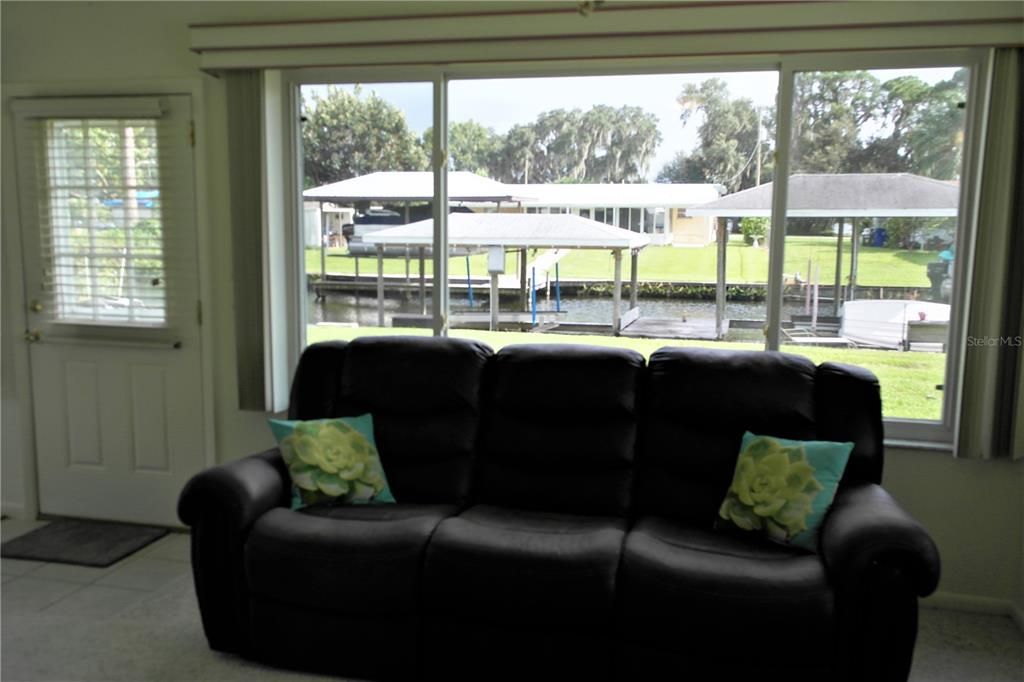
[740,217,769,246]
[577,282,766,301]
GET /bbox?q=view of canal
[308,291,807,328]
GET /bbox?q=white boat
[840,300,950,350]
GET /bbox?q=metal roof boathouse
[687,173,959,218]
[304,171,528,204]
[687,172,961,338]
[364,213,650,332]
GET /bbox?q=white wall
[885,448,1024,614]
[0,1,284,511]
[1,80,29,516]
[2,0,1022,617]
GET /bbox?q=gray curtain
[958,48,1023,459]
[225,70,266,411]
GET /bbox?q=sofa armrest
[819,482,940,681]
[820,482,941,598]
[177,449,290,654]
[178,448,289,530]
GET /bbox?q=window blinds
[12,97,193,334]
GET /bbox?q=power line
[722,136,761,188]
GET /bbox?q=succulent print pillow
[717,431,853,551]
[268,415,395,509]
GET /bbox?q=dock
[619,317,722,340]
[392,311,566,330]
[311,273,546,300]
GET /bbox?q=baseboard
[924,591,1024,634]
[1012,603,1024,635]
[1,501,26,519]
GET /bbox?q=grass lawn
[306,325,945,421]
[307,236,936,287]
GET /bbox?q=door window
[43,119,166,325]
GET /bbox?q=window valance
[189,2,1023,72]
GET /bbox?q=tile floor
[2,517,339,682]
[2,517,1022,681]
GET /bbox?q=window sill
[883,438,955,453]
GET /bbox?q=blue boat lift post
[529,263,561,323]
[531,267,537,326]
[556,262,561,313]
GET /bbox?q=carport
[687,173,960,333]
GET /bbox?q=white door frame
[2,77,216,522]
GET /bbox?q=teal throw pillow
[717,431,853,551]
[268,415,396,509]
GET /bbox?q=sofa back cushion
[812,361,884,484]
[635,347,884,526]
[288,336,493,505]
[473,344,644,517]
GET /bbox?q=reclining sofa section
[178,336,940,682]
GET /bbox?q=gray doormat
[1,519,168,567]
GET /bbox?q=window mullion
[432,73,449,337]
[765,65,794,352]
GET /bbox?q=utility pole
[755,108,762,187]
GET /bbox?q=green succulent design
[719,436,823,541]
[279,420,388,506]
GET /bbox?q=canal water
[308,292,807,328]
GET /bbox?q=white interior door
[14,94,207,527]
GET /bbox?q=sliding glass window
[287,52,981,443]
[778,65,970,426]
[299,81,435,346]
[442,71,778,352]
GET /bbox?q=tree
[302,86,428,188]
[496,124,539,183]
[492,105,661,184]
[420,120,502,176]
[656,149,706,184]
[531,108,587,182]
[663,78,772,192]
[791,69,965,180]
[791,71,881,174]
[900,69,967,180]
[599,106,661,183]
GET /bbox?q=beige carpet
[2,519,1021,682]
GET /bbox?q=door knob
[24,330,41,343]
[30,300,43,313]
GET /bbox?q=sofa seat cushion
[619,516,836,663]
[424,504,626,626]
[245,504,456,615]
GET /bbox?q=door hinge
[189,121,196,148]
[196,299,203,326]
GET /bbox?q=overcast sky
[303,67,957,182]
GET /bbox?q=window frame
[12,95,197,348]
[772,49,988,445]
[276,48,989,446]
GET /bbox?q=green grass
[555,236,935,287]
[307,236,936,287]
[306,325,945,421]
